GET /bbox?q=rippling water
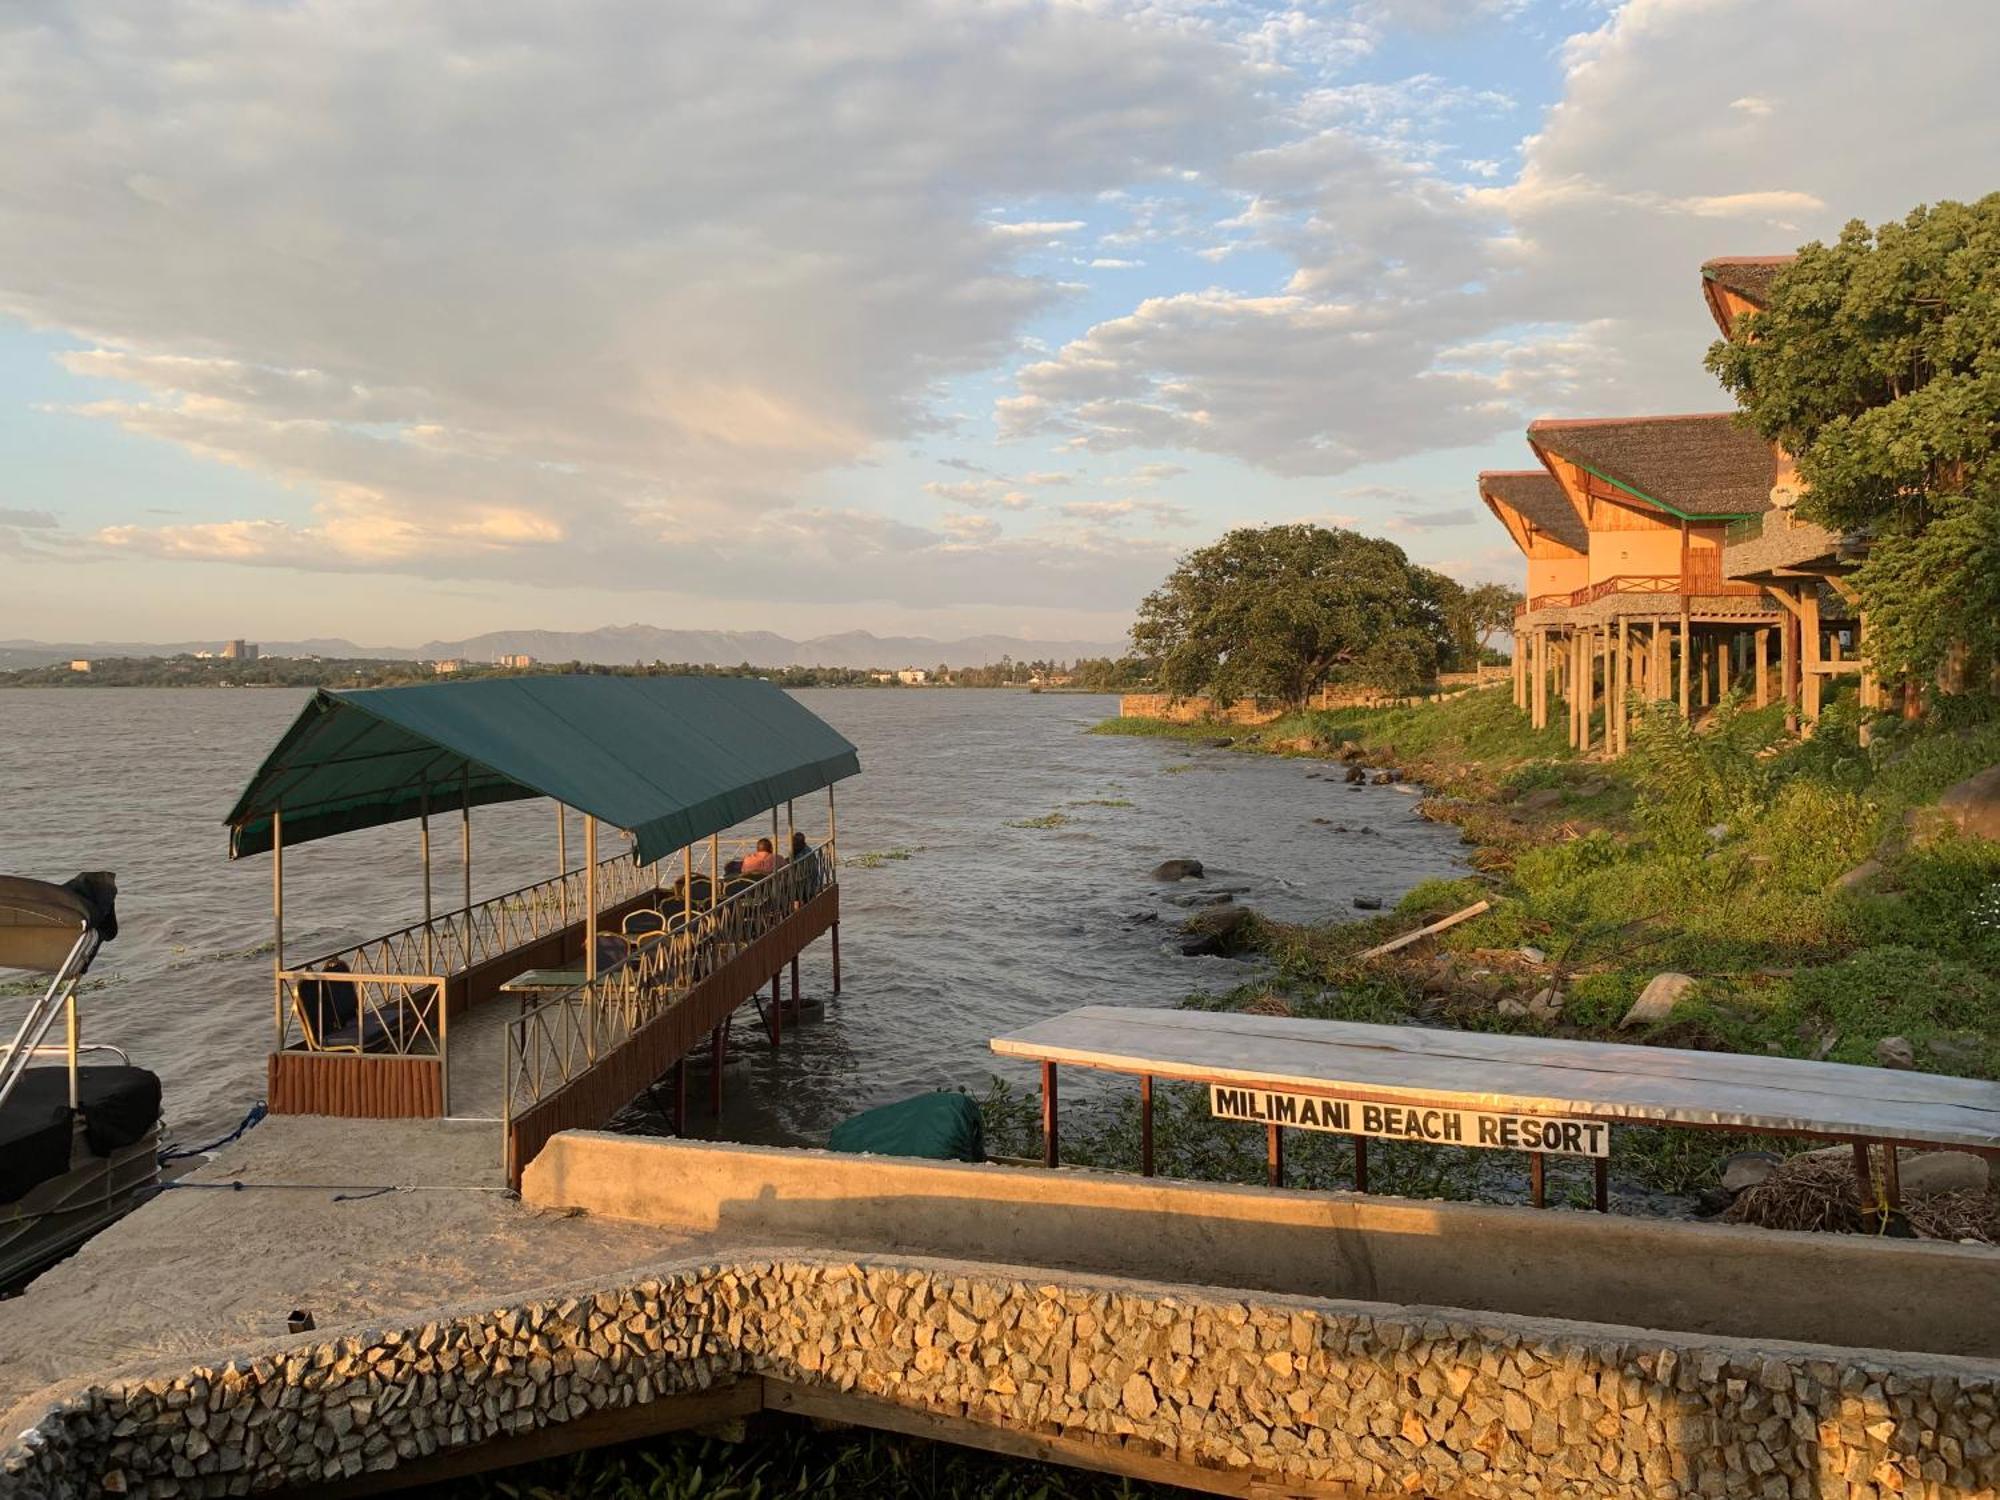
[0,687,1465,1146]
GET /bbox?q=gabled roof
[1700,255,1795,308]
[1528,413,1776,520]
[1477,470,1587,553]
[225,676,860,863]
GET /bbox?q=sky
[0,0,1995,649]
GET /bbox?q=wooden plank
[1354,901,1490,960]
[267,1052,443,1119]
[990,1007,2000,1151]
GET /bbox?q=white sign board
[1209,1085,1609,1158]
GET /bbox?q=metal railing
[303,851,657,986]
[504,844,835,1116]
[1724,513,1766,545]
[274,968,447,1057]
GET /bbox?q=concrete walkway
[0,1117,690,1431]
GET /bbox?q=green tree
[1706,194,2000,686]
[1464,582,1525,665]
[1131,524,1455,708]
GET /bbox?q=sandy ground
[0,1116,689,1428]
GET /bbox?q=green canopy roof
[225,676,860,864]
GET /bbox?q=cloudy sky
[1,0,1993,648]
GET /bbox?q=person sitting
[788,830,809,862]
[742,837,777,877]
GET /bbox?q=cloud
[1087,257,1144,269]
[1006,0,2000,478]
[1020,471,1074,487]
[923,478,1034,511]
[0,507,57,529]
[1058,497,1194,529]
[1119,463,1189,486]
[0,0,1260,598]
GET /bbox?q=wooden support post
[1801,587,1823,724]
[1352,1136,1368,1193]
[1140,1075,1154,1177]
[1712,639,1728,705]
[1677,607,1692,716]
[790,955,801,1009]
[768,972,782,1046]
[1612,615,1627,756]
[672,1059,687,1136]
[1593,1157,1609,1213]
[1530,1152,1546,1209]
[1852,1141,1875,1213]
[1882,1141,1901,1212]
[271,807,285,1047]
[1266,1123,1284,1189]
[1042,1062,1059,1168]
[711,1023,725,1115]
[585,817,599,981]
[831,923,841,995]
[1755,629,1771,708]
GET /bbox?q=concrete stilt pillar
[1678,606,1692,717]
[1800,589,1823,725]
[1754,629,1771,708]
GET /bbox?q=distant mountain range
[0,625,1130,672]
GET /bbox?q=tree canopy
[1130,523,1462,707]
[1706,194,2000,685]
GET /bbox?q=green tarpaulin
[225,676,860,865]
[827,1092,987,1164]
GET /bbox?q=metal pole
[420,791,434,976]
[1140,1075,1154,1177]
[557,804,568,927]
[827,784,838,869]
[585,817,599,982]
[272,807,285,1048]
[1041,1062,1058,1168]
[461,767,473,917]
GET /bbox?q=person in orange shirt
[742,837,777,876]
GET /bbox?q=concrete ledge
[524,1132,2000,1359]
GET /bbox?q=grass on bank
[1065,685,2000,1212]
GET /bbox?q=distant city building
[496,653,536,669]
[433,659,466,675]
[895,667,929,685]
[221,639,259,661]
[869,671,895,683]
[68,659,91,673]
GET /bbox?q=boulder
[1201,736,1235,749]
[1344,766,1367,784]
[1352,895,1383,911]
[1619,972,1695,1028]
[1178,904,1257,958]
[1519,946,1548,965]
[1527,986,1563,1021]
[1896,1150,1991,1196]
[1831,858,1883,893]
[1908,763,2000,845]
[1369,770,1395,786]
[1875,1035,1916,1070]
[1151,858,1205,882]
[1518,788,1563,812]
[1721,1151,1782,1194]
[1168,890,1234,908]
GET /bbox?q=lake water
[0,687,1465,1147]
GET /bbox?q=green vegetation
[1071,687,2000,1209]
[1069,797,1134,808]
[1008,811,1073,829]
[445,1418,1179,1499]
[846,847,921,869]
[1708,193,2000,688]
[1131,524,1476,709]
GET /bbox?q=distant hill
[0,625,1128,672]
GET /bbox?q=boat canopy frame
[225,675,860,866]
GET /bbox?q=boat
[0,873,160,1287]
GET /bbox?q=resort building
[1491,251,1872,753]
[1702,254,1880,721]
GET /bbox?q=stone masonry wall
[5,1250,1998,1500]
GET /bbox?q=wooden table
[991,1006,2000,1211]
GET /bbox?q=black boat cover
[0,1066,161,1204]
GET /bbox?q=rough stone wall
[5,1251,1998,1500]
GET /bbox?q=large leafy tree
[1463,582,1525,664]
[1706,194,2000,685]
[1131,524,1456,707]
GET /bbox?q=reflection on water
[0,687,1464,1145]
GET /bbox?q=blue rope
[159,1100,268,1164]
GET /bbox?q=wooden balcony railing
[1515,573,1765,617]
